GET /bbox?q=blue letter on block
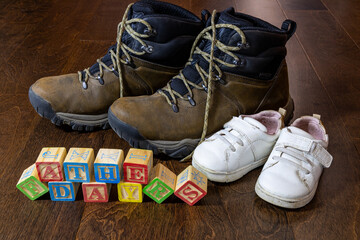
[64,163,90,182]
[94,164,120,183]
[49,182,77,201]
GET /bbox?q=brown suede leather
[110,61,293,140]
[31,56,181,114]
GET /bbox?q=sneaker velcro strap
[311,143,333,168]
[279,130,333,168]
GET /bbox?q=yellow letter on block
[118,181,143,203]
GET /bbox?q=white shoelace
[209,117,262,152]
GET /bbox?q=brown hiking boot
[108,8,296,158]
[29,0,203,131]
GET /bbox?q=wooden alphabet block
[175,165,207,206]
[63,148,94,182]
[117,181,143,203]
[143,163,176,204]
[17,164,49,200]
[35,147,67,182]
[94,148,124,183]
[82,181,111,203]
[123,148,153,184]
[48,181,80,201]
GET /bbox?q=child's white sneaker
[255,114,333,208]
[192,109,285,183]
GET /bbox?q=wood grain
[322,0,360,47]
[0,0,359,239]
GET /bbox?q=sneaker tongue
[243,117,267,132]
[226,116,266,142]
[287,126,315,140]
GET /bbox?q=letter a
[88,188,104,200]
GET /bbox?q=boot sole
[254,180,318,209]
[108,97,294,159]
[29,87,109,131]
[108,109,196,158]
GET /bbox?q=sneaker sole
[254,180,318,209]
[192,156,268,183]
[108,97,294,159]
[29,87,109,131]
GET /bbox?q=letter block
[17,164,49,200]
[82,181,111,203]
[48,181,80,201]
[175,165,207,206]
[117,181,143,203]
[63,148,94,182]
[35,147,67,182]
[94,148,124,183]
[123,148,153,184]
[143,163,176,204]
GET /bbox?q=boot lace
[157,10,249,161]
[78,3,155,97]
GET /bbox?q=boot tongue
[166,8,255,98]
[88,2,155,75]
[130,1,155,18]
[216,7,254,28]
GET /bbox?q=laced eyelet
[233,58,246,67]
[96,75,104,85]
[125,58,136,68]
[144,28,156,36]
[237,42,250,49]
[82,81,88,90]
[240,59,246,66]
[187,95,196,106]
[215,75,226,85]
[141,45,153,54]
[201,83,208,93]
[172,103,179,113]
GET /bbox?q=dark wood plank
[189,0,235,16]
[0,0,52,63]
[284,38,360,240]
[0,1,106,239]
[277,0,326,10]
[322,0,360,47]
[282,9,360,154]
[235,0,285,28]
[1,0,360,239]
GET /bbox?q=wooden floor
[1,0,359,239]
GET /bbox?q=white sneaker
[255,114,333,208]
[192,109,285,183]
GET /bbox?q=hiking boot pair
[29,1,297,159]
[29,0,203,131]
